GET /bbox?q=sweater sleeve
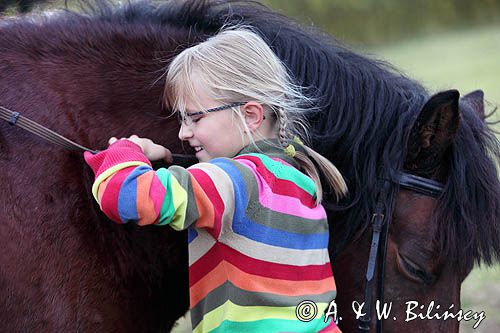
[83,140,239,232]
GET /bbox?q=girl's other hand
[108,135,172,163]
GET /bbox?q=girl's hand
[108,135,173,163]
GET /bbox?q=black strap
[357,178,391,332]
[395,172,444,198]
[357,171,444,333]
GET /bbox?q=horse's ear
[461,89,484,119]
[404,90,460,177]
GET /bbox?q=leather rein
[0,105,190,162]
[0,106,100,154]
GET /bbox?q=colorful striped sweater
[84,139,340,333]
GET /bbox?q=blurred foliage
[3,0,500,46]
[0,0,38,13]
[263,0,500,45]
[373,25,500,118]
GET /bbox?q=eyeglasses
[177,102,247,126]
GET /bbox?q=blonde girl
[85,27,347,333]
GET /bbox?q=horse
[0,1,498,332]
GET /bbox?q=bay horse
[0,1,498,332]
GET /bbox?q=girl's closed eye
[190,115,203,123]
[178,113,204,126]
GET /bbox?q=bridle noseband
[357,170,444,333]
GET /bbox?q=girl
[85,28,347,333]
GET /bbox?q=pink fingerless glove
[84,140,151,179]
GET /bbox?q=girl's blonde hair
[164,26,347,203]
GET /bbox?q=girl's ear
[242,102,265,132]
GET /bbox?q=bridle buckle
[371,212,385,232]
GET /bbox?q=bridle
[357,169,444,332]
[357,171,444,332]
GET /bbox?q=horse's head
[388,90,462,331]
[335,89,496,331]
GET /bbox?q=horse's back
[0,12,189,332]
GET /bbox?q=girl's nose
[178,123,193,141]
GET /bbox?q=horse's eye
[396,252,436,286]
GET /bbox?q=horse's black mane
[78,0,430,252]
[6,0,499,273]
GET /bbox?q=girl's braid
[277,107,289,147]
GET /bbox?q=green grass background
[373,25,500,114]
